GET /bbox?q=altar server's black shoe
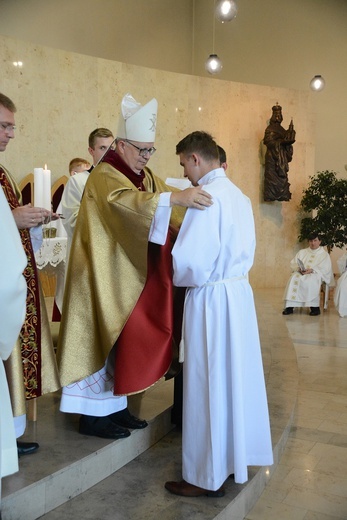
[109,408,148,429]
[79,415,130,439]
[309,307,321,316]
[282,307,294,315]
[17,441,39,456]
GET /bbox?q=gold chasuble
[57,154,184,395]
[0,166,60,416]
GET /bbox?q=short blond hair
[68,157,90,174]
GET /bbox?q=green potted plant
[299,170,347,253]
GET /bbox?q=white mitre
[117,93,158,142]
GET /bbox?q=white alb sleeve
[149,192,172,245]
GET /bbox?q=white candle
[34,167,44,207]
[42,164,51,211]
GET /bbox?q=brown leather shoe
[164,479,225,497]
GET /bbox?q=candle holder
[43,227,57,239]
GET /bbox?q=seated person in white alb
[334,249,347,318]
[283,232,332,316]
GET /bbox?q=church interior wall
[0,0,345,176]
[1,0,345,285]
[0,34,313,288]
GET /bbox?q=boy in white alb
[165,131,273,497]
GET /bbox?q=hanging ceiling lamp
[205,53,223,74]
[310,75,325,91]
[215,0,238,22]
[205,1,223,75]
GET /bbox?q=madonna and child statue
[263,103,296,202]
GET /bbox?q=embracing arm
[149,185,213,245]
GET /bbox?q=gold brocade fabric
[0,165,60,416]
[57,163,184,387]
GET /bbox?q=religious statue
[263,103,296,202]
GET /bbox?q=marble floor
[247,289,347,520]
[2,288,347,520]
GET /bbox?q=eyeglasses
[125,140,156,158]
[0,122,16,133]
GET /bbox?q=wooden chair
[51,175,68,212]
[18,172,34,205]
[322,272,336,310]
[18,173,69,210]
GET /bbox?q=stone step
[2,289,299,520]
[2,380,176,520]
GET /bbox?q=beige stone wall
[0,35,314,288]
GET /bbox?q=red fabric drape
[114,234,174,394]
[100,152,174,394]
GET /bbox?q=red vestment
[101,151,175,395]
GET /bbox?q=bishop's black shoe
[79,415,130,439]
[109,408,148,429]
[309,307,321,316]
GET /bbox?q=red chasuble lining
[101,151,174,395]
[114,235,174,394]
[0,168,42,398]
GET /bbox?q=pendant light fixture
[205,1,223,75]
[310,75,325,91]
[215,0,238,22]
[205,53,223,74]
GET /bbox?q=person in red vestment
[0,92,61,457]
[57,93,213,439]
